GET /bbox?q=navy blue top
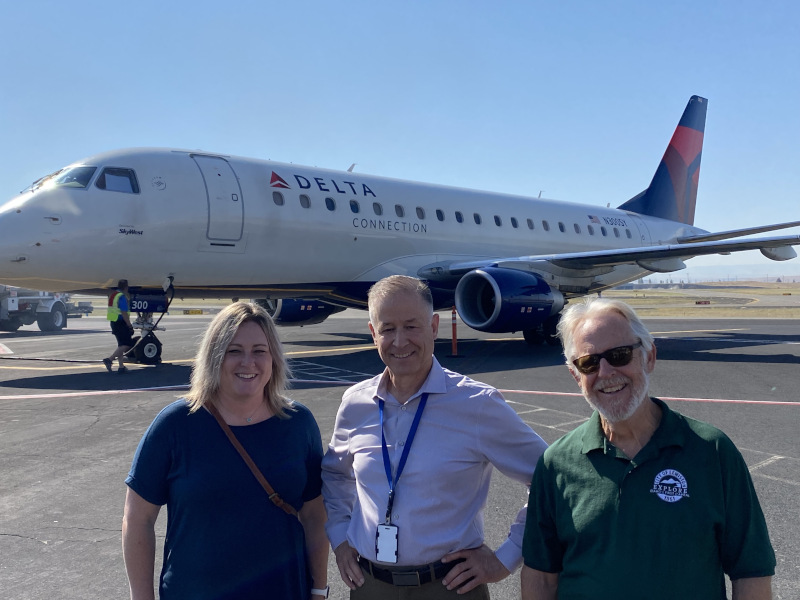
[126,399,323,600]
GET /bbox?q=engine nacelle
[258,299,345,326]
[454,268,564,333]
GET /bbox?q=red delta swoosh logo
[270,172,290,189]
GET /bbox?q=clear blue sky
[2,1,798,279]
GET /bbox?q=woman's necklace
[245,401,263,423]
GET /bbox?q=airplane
[1,95,799,362]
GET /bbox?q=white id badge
[375,524,399,563]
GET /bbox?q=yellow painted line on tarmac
[0,364,112,371]
[285,345,374,356]
[0,359,194,371]
[0,344,375,371]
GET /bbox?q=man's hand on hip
[441,544,510,593]
[333,541,365,590]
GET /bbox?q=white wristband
[311,586,329,598]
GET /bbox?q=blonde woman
[122,302,328,599]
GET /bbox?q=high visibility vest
[107,291,125,321]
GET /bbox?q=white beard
[584,371,650,423]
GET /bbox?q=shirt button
[399,441,405,446]
[393,514,399,521]
[401,406,407,411]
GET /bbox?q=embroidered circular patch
[650,469,689,503]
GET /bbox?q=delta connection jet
[1,95,798,358]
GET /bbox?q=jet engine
[258,299,345,326]
[454,267,564,333]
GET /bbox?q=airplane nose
[0,197,35,282]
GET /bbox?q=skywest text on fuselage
[293,174,376,197]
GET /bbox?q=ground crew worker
[103,279,133,373]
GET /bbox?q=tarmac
[1,309,798,599]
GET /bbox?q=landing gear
[523,329,544,345]
[543,314,561,346]
[522,314,563,347]
[123,283,173,365]
[129,331,163,365]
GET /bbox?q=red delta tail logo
[270,172,290,189]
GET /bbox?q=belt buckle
[391,570,422,586]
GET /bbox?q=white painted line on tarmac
[753,473,800,486]
[1,381,797,407]
[749,456,786,471]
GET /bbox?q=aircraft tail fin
[618,95,707,225]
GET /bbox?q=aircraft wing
[419,233,800,280]
[675,220,800,243]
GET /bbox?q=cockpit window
[29,166,98,192]
[95,167,140,194]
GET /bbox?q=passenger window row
[271,191,633,239]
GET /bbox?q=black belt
[357,556,464,587]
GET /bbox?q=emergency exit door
[192,155,244,241]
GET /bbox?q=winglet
[618,96,707,225]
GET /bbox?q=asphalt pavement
[1,310,798,599]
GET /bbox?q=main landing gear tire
[523,329,544,345]
[131,333,163,365]
[543,314,561,347]
[37,304,67,332]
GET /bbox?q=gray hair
[367,275,433,324]
[185,302,293,418]
[557,297,654,373]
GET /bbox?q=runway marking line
[754,473,800,487]
[650,328,747,335]
[501,389,799,406]
[749,456,786,471]
[3,382,799,406]
[0,345,373,371]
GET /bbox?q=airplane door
[192,155,244,241]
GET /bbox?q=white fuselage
[0,148,703,300]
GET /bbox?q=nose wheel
[128,332,163,365]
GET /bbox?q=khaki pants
[351,565,491,600]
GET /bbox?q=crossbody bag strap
[206,402,298,517]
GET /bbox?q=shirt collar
[581,397,686,455]
[375,356,447,404]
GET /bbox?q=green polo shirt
[523,398,775,599]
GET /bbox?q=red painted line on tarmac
[500,389,799,406]
[657,395,798,406]
[500,389,584,398]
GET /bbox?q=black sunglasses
[572,341,643,375]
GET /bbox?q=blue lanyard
[379,392,428,524]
